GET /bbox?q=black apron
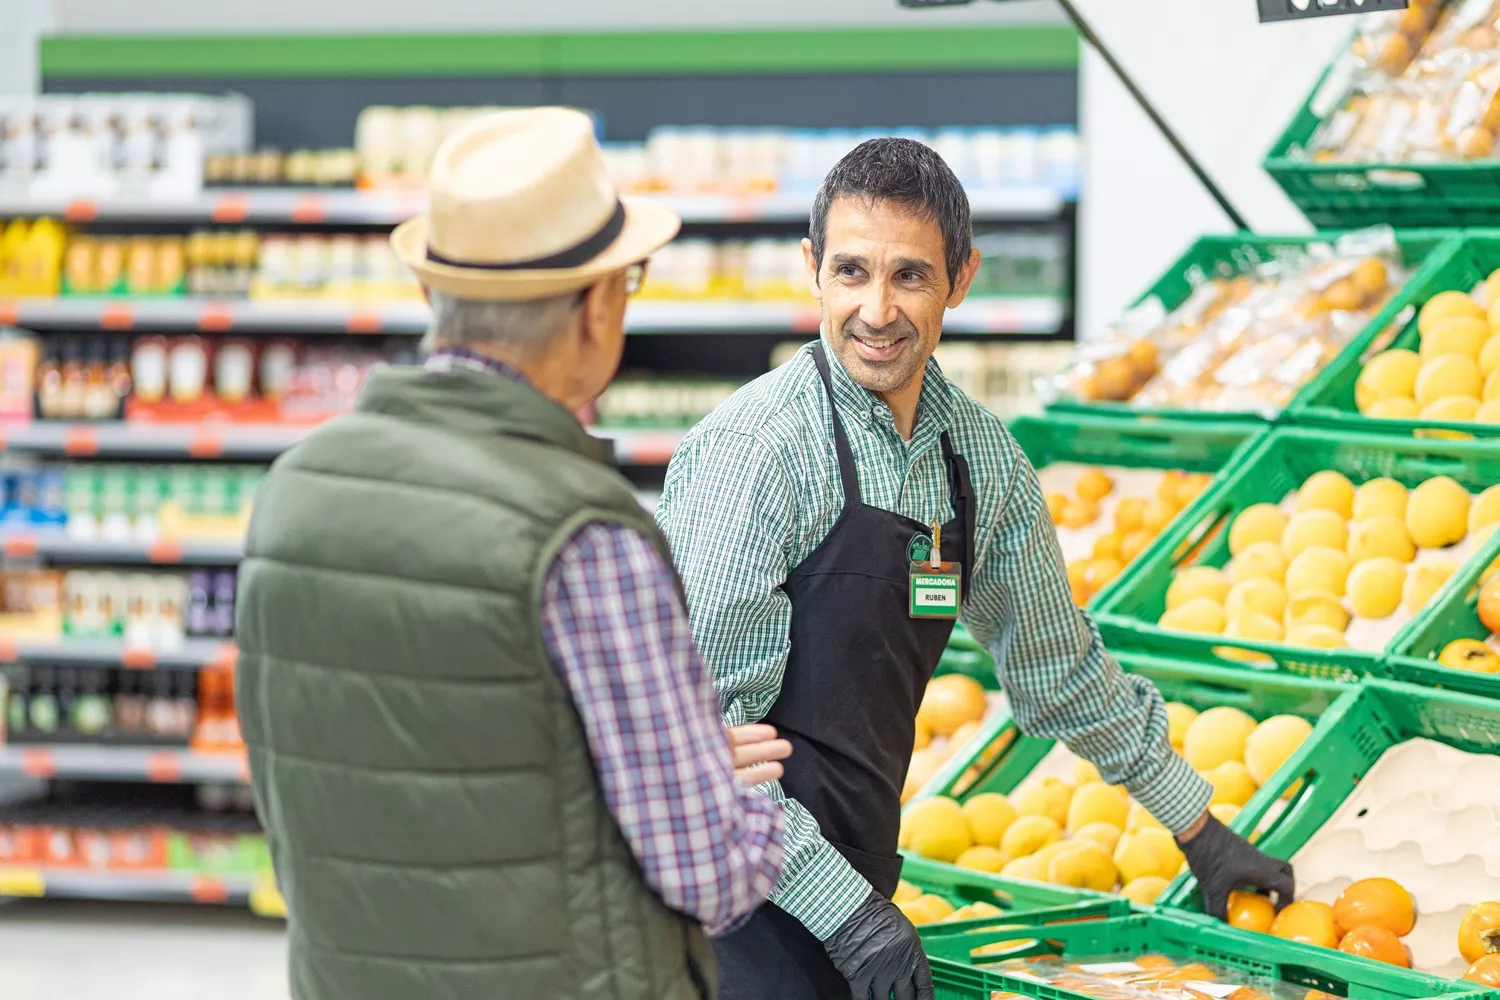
[714,344,975,1000]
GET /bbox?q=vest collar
[355,363,613,465]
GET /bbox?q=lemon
[955,845,1009,873]
[1073,821,1124,855]
[1244,715,1314,786]
[1218,611,1283,661]
[1480,335,1500,377]
[1001,854,1047,882]
[1071,756,1102,786]
[1121,876,1171,905]
[1165,702,1198,750]
[1417,290,1485,338]
[1048,842,1118,892]
[1285,592,1349,632]
[903,796,972,862]
[1407,476,1471,549]
[961,793,1018,848]
[1204,760,1259,807]
[1182,706,1257,771]
[1298,471,1356,518]
[897,893,955,925]
[892,879,923,904]
[1346,558,1406,618]
[1404,558,1460,614]
[1356,350,1422,411]
[1229,542,1288,585]
[1366,397,1421,419]
[1126,799,1168,832]
[1230,504,1291,556]
[1225,578,1288,621]
[1066,781,1130,833]
[1209,803,1242,825]
[1346,515,1416,564]
[1159,598,1227,635]
[1000,814,1061,859]
[1286,623,1349,649]
[1470,484,1500,533]
[1415,354,1483,407]
[1285,546,1351,598]
[1165,565,1232,610]
[1012,777,1073,827]
[1113,828,1185,884]
[1283,510,1349,560]
[1353,477,1408,521]
[1421,315,1488,360]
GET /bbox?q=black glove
[823,890,934,1000]
[1179,813,1295,921]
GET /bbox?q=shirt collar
[424,347,531,385]
[816,334,956,440]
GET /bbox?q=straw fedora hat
[391,107,680,301]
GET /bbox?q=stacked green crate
[1095,427,1500,682]
[1296,233,1500,439]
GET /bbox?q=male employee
[657,138,1293,1000]
[237,108,787,1000]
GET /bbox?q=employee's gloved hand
[823,890,934,1000]
[1179,813,1295,921]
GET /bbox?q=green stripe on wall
[40,26,1078,79]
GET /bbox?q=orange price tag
[190,876,230,903]
[147,539,184,564]
[345,311,382,334]
[145,752,184,784]
[0,300,17,326]
[198,303,234,332]
[63,425,100,457]
[188,428,225,459]
[634,434,679,466]
[19,749,56,780]
[724,198,760,223]
[211,643,239,672]
[210,193,250,223]
[99,304,136,330]
[236,753,252,783]
[0,637,17,663]
[63,200,98,222]
[2,533,38,559]
[121,647,158,670]
[791,307,822,334]
[290,194,327,223]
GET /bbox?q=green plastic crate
[1296,233,1500,440]
[923,908,1486,1000]
[1266,45,1500,228]
[903,853,1130,922]
[1044,232,1454,425]
[1094,427,1500,682]
[1008,413,1266,611]
[917,651,1349,806]
[1163,678,1500,922]
[1383,524,1500,700]
[937,622,1000,691]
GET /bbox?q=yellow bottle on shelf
[0,219,31,297]
[24,218,67,297]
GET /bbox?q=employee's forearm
[759,780,872,940]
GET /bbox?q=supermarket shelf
[0,295,1063,336]
[0,637,236,671]
[0,421,682,465]
[0,866,253,905]
[0,529,244,565]
[0,186,1066,226]
[0,744,248,783]
[0,421,312,459]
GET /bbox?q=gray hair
[423,288,581,354]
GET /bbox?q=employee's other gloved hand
[1179,813,1295,921]
[823,890,934,1000]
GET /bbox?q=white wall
[50,0,1066,32]
[1,0,51,95]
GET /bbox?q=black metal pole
[1055,0,1252,231]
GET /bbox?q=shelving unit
[0,744,247,783]
[0,868,255,906]
[0,638,237,672]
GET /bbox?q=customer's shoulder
[678,345,824,454]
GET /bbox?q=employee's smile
[843,317,917,363]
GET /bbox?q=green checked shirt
[655,339,1212,940]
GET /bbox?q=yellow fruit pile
[1158,470,1500,650]
[901,756,1185,905]
[1050,468,1214,606]
[890,879,1006,927]
[1176,704,1313,814]
[905,673,992,804]
[1357,287,1500,427]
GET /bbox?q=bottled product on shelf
[2,462,263,540]
[204,148,359,188]
[594,377,744,428]
[0,218,67,296]
[1041,228,1407,416]
[0,567,59,639]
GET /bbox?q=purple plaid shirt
[426,348,786,934]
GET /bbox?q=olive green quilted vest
[235,364,715,1000]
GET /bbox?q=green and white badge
[909,522,961,619]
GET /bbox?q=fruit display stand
[1295,233,1500,440]
[1384,526,1500,700]
[1010,412,1266,610]
[1041,231,1453,425]
[920,906,1486,1000]
[1162,678,1500,982]
[1095,427,1500,682]
[903,652,1348,904]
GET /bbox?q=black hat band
[425,199,626,271]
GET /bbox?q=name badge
[910,561,962,619]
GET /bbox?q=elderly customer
[235,108,787,1000]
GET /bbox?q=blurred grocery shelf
[0,867,254,905]
[0,295,1063,337]
[0,638,236,671]
[0,744,247,784]
[0,529,244,565]
[0,186,1067,226]
[0,421,683,465]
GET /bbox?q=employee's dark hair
[809,136,973,288]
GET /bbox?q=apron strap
[941,430,976,598]
[811,344,863,508]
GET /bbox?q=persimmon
[1338,925,1410,967]
[1332,878,1415,937]
[1271,900,1340,949]
[1464,954,1500,987]
[1227,890,1276,934]
[1459,902,1500,964]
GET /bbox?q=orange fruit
[916,674,988,736]
[1135,955,1175,971]
[1270,900,1339,949]
[1158,471,1187,503]
[1155,963,1216,982]
[1459,902,1500,964]
[1116,498,1147,533]
[1085,557,1126,593]
[1227,890,1276,934]
[1094,532,1124,561]
[1465,954,1500,987]
[1143,499,1178,534]
[1060,499,1099,529]
[1338,925,1410,967]
[1333,878,1415,937]
[1121,531,1152,563]
[1046,493,1068,523]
